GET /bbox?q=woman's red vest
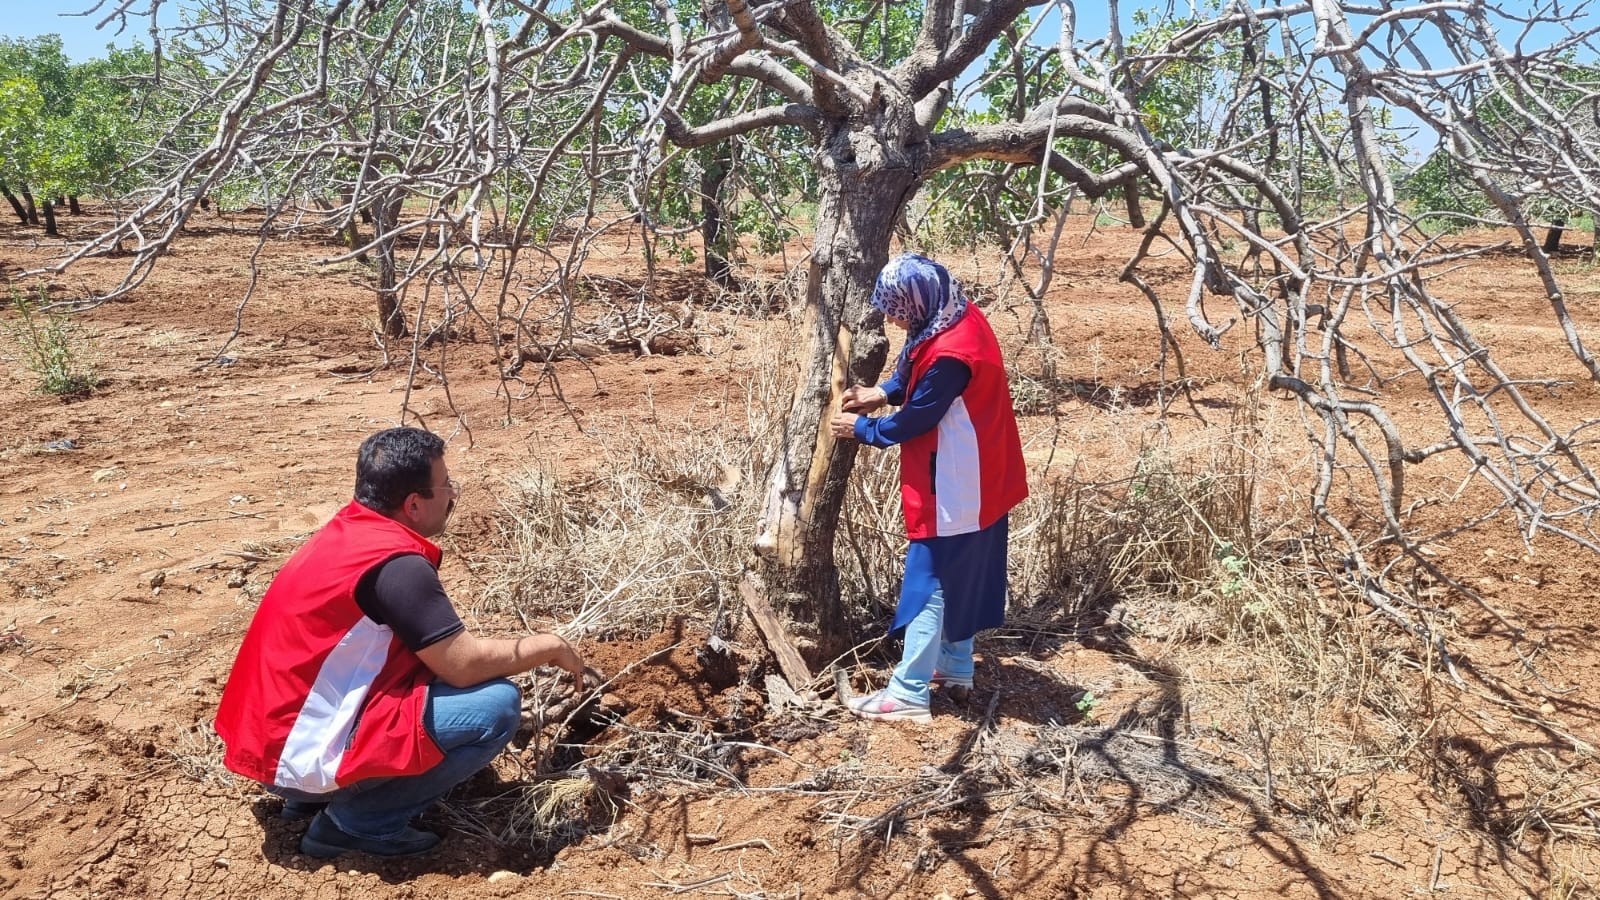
[899,306,1028,539]
[214,501,445,793]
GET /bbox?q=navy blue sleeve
[354,554,466,652]
[854,359,972,448]
[879,370,907,407]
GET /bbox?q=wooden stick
[711,838,775,854]
[738,571,812,689]
[134,511,263,532]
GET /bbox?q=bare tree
[44,0,1600,666]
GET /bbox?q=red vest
[214,501,445,793]
[899,306,1028,539]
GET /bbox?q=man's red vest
[899,306,1028,539]
[214,501,445,793]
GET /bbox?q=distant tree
[0,37,150,233]
[1401,61,1600,253]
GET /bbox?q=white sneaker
[930,671,973,689]
[847,689,932,724]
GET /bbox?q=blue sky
[5,3,159,59]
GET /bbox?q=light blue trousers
[885,588,974,707]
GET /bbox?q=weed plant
[4,287,99,397]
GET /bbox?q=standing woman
[830,253,1028,723]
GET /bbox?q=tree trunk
[20,187,39,226]
[371,194,406,337]
[701,144,735,288]
[1543,218,1565,254]
[751,123,916,655]
[41,199,58,236]
[340,191,364,260]
[0,182,26,225]
[67,196,81,215]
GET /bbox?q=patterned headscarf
[870,253,970,387]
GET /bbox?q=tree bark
[751,120,916,655]
[41,199,59,236]
[0,182,26,225]
[701,143,735,287]
[1543,218,1565,254]
[339,190,364,259]
[67,196,81,215]
[20,187,39,226]
[371,194,406,337]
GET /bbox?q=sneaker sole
[848,705,932,724]
[854,709,932,724]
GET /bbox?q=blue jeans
[272,679,521,840]
[886,588,974,707]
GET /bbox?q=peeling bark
[752,117,913,653]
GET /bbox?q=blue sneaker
[299,812,441,859]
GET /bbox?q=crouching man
[215,427,586,858]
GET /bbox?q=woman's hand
[840,385,888,413]
[829,412,860,439]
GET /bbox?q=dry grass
[479,322,796,638]
[476,313,1596,858]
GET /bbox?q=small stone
[214,857,230,868]
[1540,701,1557,716]
[487,871,517,883]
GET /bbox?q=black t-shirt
[353,554,465,652]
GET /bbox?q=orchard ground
[1,209,1598,898]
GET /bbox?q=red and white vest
[899,306,1029,539]
[214,501,445,793]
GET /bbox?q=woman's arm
[835,359,972,448]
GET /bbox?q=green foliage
[0,35,154,202]
[3,288,98,396]
[1400,61,1600,233]
[1074,690,1099,720]
[1398,152,1491,232]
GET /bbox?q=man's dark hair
[354,428,445,513]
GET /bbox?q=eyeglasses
[420,478,459,498]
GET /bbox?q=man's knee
[476,678,521,743]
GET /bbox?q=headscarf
[870,253,970,387]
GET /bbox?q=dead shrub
[479,331,794,637]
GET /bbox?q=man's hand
[523,632,586,678]
[829,412,860,439]
[840,385,888,413]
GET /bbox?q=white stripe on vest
[274,617,394,793]
[934,396,982,535]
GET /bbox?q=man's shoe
[299,812,442,859]
[279,799,326,821]
[847,689,932,724]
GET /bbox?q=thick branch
[661,103,822,148]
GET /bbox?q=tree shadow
[829,595,1352,897]
[1049,376,1235,412]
